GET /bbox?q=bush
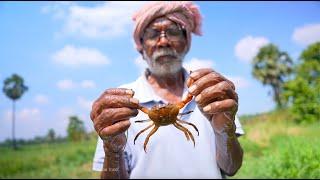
[67,116,87,142]
[255,135,320,178]
[282,42,320,124]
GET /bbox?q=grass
[0,109,319,178]
[0,139,100,178]
[231,109,320,178]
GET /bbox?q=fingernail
[203,105,211,112]
[124,120,131,126]
[130,98,139,104]
[189,85,197,93]
[126,89,134,95]
[195,94,201,102]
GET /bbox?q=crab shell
[148,104,180,126]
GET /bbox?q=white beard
[143,48,186,77]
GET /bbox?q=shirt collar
[134,67,191,104]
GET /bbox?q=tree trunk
[12,100,17,150]
[273,85,282,109]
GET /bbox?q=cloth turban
[132,1,203,53]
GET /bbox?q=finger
[188,72,226,96]
[101,88,134,97]
[202,99,238,114]
[91,96,139,120]
[90,88,135,120]
[100,120,131,137]
[195,81,238,107]
[187,69,235,91]
[94,108,138,132]
[96,88,134,104]
[186,68,213,87]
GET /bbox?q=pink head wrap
[132,1,203,53]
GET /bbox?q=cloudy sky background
[1,1,319,141]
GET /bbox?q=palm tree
[2,74,28,150]
[252,44,293,108]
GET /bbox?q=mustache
[152,48,179,61]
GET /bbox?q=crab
[133,78,199,152]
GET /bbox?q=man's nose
[157,33,170,47]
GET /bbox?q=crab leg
[176,76,195,109]
[177,119,199,136]
[176,93,193,109]
[175,122,196,147]
[143,125,159,153]
[178,110,193,116]
[173,122,190,141]
[138,105,149,115]
[134,123,154,144]
[135,119,151,123]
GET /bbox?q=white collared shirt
[92,69,244,178]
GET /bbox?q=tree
[282,42,320,124]
[67,116,87,142]
[47,128,56,142]
[252,44,293,108]
[2,74,28,150]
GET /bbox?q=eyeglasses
[142,25,185,43]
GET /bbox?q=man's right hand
[90,88,140,154]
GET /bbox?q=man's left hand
[187,68,238,132]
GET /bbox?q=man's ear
[141,50,147,60]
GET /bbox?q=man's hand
[187,68,238,132]
[187,68,243,176]
[90,88,140,154]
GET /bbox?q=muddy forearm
[100,144,129,179]
[211,113,243,176]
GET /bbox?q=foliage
[232,110,320,179]
[46,128,56,142]
[282,42,320,124]
[3,74,28,101]
[258,135,320,178]
[252,44,293,108]
[67,116,87,142]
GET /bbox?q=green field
[232,110,320,178]
[1,110,319,178]
[0,139,100,178]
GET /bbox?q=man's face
[141,17,188,76]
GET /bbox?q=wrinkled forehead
[145,16,180,30]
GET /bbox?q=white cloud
[77,96,93,111]
[183,58,215,71]
[225,76,250,89]
[18,108,41,120]
[57,79,76,90]
[57,79,97,90]
[41,2,75,20]
[34,94,49,105]
[2,108,44,140]
[52,45,110,67]
[292,23,320,46]
[80,80,96,89]
[44,2,147,39]
[4,108,41,123]
[235,36,270,63]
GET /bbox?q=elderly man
[91,1,244,179]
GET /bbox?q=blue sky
[0,1,319,142]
